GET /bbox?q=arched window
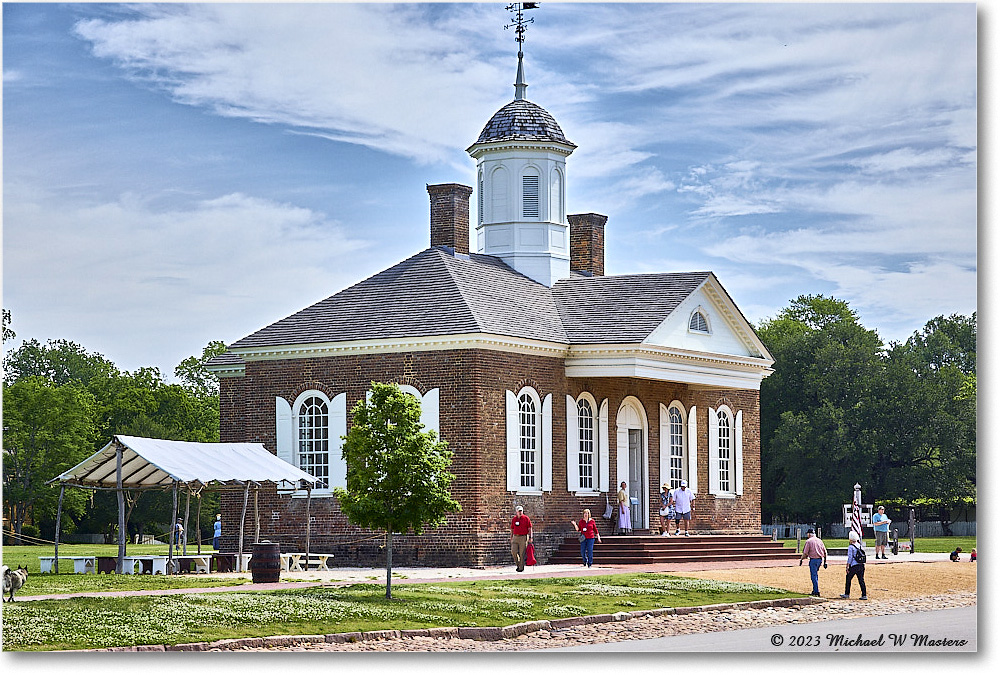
[491,166,509,222]
[518,393,537,488]
[297,395,329,489]
[668,405,685,488]
[577,398,595,490]
[689,309,710,333]
[717,408,732,493]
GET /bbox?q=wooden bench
[38,556,97,574]
[280,552,333,572]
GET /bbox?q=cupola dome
[474,99,575,147]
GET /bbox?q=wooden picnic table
[280,552,334,572]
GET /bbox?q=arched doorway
[616,397,649,530]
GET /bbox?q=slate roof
[226,247,712,352]
[474,99,576,147]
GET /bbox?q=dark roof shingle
[228,247,712,352]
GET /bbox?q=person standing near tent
[510,505,532,572]
[174,518,184,547]
[213,514,222,550]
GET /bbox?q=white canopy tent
[49,435,319,574]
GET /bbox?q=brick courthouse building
[208,52,774,567]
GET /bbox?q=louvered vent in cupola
[522,174,540,218]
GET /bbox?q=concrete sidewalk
[15,550,953,602]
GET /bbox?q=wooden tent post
[239,482,250,571]
[254,485,260,544]
[196,491,203,554]
[183,488,191,555]
[54,484,65,574]
[305,484,312,570]
[170,482,178,572]
[117,443,126,573]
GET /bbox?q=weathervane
[505,2,539,47]
[504,3,539,101]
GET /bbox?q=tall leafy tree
[3,377,96,543]
[334,383,461,598]
[759,297,976,526]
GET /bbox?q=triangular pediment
[642,274,772,361]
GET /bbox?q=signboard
[843,503,874,529]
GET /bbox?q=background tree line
[758,296,976,532]
[3,295,976,544]
[2,309,226,545]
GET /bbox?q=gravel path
[203,561,976,652]
[208,593,975,652]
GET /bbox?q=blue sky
[3,2,979,377]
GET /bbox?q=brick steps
[547,534,799,565]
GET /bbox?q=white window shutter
[421,388,440,437]
[659,403,669,488]
[687,406,698,493]
[275,396,295,493]
[566,395,579,492]
[616,421,629,488]
[328,393,348,490]
[735,409,744,496]
[541,393,553,492]
[598,399,610,492]
[506,390,519,492]
[708,407,719,496]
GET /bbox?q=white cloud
[3,185,370,373]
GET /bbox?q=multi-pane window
[522,174,540,218]
[717,409,731,493]
[519,393,537,488]
[577,399,595,490]
[689,310,709,333]
[297,396,329,489]
[669,406,685,487]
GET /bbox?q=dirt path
[682,560,976,599]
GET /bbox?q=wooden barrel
[249,541,281,583]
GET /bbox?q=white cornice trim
[467,139,576,158]
[227,333,569,362]
[204,363,246,378]
[565,343,774,390]
[222,334,773,389]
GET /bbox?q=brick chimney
[569,213,608,277]
[427,183,473,254]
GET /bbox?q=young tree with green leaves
[334,382,461,599]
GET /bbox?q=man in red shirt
[510,505,533,572]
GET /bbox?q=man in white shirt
[671,480,695,536]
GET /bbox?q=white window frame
[567,393,601,495]
[506,387,550,495]
[708,404,741,498]
[659,401,687,491]
[275,390,347,497]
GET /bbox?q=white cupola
[466,51,577,287]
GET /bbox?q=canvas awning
[52,435,318,489]
[47,435,318,574]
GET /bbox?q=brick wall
[217,348,761,567]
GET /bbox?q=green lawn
[1,544,249,595]
[779,536,976,553]
[2,573,804,651]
